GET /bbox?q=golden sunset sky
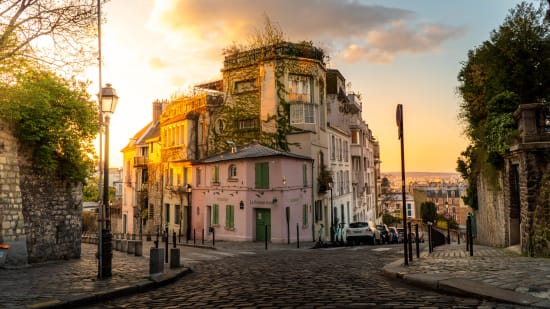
[86,0,525,172]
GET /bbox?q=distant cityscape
[381,171,463,189]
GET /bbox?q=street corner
[382,259,409,279]
[150,267,192,285]
[438,278,546,307]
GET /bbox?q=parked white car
[346,221,381,245]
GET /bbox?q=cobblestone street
[85,244,514,308]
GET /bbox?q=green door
[255,209,271,241]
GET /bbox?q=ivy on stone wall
[532,163,550,257]
[0,69,97,183]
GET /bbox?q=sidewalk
[383,243,550,308]
[0,243,190,309]
[0,237,301,309]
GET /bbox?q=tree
[0,68,98,183]
[83,176,116,202]
[0,0,98,73]
[420,201,438,224]
[223,13,286,56]
[382,214,401,226]
[457,1,550,207]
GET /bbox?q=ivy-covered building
[121,41,381,242]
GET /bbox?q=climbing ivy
[0,69,97,183]
[532,162,550,257]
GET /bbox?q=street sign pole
[396,104,408,266]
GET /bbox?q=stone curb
[26,267,192,309]
[382,260,550,308]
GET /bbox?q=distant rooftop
[201,142,312,163]
[223,42,325,69]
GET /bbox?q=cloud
[343,22,466,63]
[148,57,170,69]
[148,0,464,64]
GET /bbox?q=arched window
[215,119,225,134]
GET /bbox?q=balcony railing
[133,156,147,167]
[224,42,325,69]
[289,93,310,102]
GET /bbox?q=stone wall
[1,123,82,265]
[0,125,28,266]
[475,103,550,255]
[475,170,507,247]
[19,158,82,263]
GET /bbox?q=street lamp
[185,184,192,242]
[99,83,119,279]
[328,180,334,243]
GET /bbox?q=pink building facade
[191,142,314,243]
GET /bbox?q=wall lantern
[239,200,244,209]
[272,197,278,204]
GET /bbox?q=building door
[255,208,271,241]
[206,206,212,231]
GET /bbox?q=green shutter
[226,205,234,228]
[255,163,261,188]
[215,166,219,182]
[255,162,269,189]
[302,164,307,186]
[213,204,219,224]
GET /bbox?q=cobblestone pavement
[84,243,516,308]
[383,243,550,308]
[2,239,549,308]
[0,244,153,308]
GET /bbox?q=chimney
[226,141,237,153]
[152,100,163,123]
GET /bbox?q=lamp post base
[100,228,112,278]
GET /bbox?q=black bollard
[428,222,433,253]
[415,224,420,258]
[457,229,460,245]
[447,222,451,244]
[468,215,474,256]
[178,229,181,244]
[408,222,413,262]
[193,229,196,245]
[265,225,268,250]
[172,231,177,248]
[164,227,168,263]
[202,229,205,245]
[212,228,215,247]
[466,215,471,251]
[296,223,300,248]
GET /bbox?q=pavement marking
[210,251,237,257]
[189,252,223,260]
[372,247,392,252]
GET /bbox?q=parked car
[376,224,391,244]
[396,228,405,243]
[346,222,381,245]
[388,227,399,244]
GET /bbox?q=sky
[86,0,528,173]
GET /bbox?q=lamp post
[185,184,192,242]
[328,180,334,243]
[99,83,119,279]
